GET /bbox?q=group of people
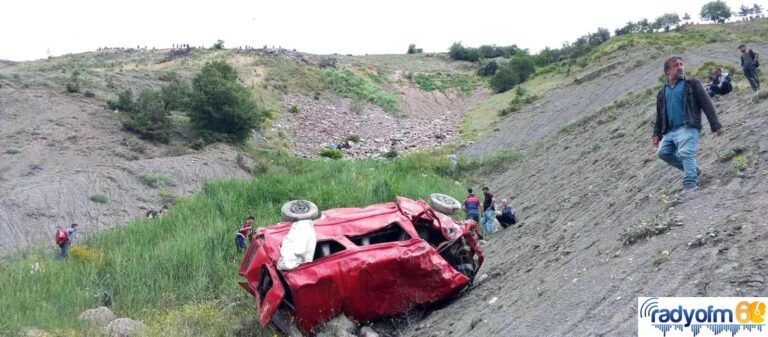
[462,186,517,238]
[705,45,760,97]
[652,44,761,197]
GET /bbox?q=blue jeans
[465,210,479,222]
[480,209,495,233]
[744,65,760,91]
[59,241,70,259]
[657,127,700,189]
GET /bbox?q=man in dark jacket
[706,68,732,97]
[653,56,723,196]
[739,44,760,92]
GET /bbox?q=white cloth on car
[276,220,317,271]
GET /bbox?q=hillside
[0,48,481,256]
[402,24,768,336]
[1,19,768,337]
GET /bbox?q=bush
[477,60,498,76]
[289,105,300,113]
[383,149,399,160]
[345,134,360,142]
[5,147,20,154]
[83,91,95,98]
[141,173,175,188]
[490,56,536,93]
[190,61,265,143]
[89,193,108,204]
[122,90,172,143]
[211,39,225,50]
[161,80,192,112]
[448,42,481,62]
[65,70,81,93]
[107,89,136,112]
[319,148,343,159]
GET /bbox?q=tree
[211,39,225,50]
[407,44,423,54]
[754,4,763,16]
[477,60,498,76]
[122,90,171,143]
[683,12,691,21]
[700,1,732,23]
[190,61,264,142]
[653,13,680,32]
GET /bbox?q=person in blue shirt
[653,56,722,197]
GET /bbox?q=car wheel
[428,193,461,215]
[281,200,320,222]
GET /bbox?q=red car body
[238,196,484,333]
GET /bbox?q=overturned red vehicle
[238,195,484,334]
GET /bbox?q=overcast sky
[0,0,762,61]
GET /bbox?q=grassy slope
[459,20,768,141]
[0,148,521,336]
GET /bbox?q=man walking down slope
[653,56,722,197]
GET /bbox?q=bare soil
[0,86,252,255]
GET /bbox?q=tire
[281,200,320,222]
[428,193,461,215]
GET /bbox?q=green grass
[89,193,108,204]
[322,68,398,112]
[4,147,20,154]
[413,73,477,95]
[1,148,514,336]
[141,173,175,188]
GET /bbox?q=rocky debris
[688,234,707,248]
[318,314,357,336]
[78,306,116,327]
[275,91,485,159]
[103,318,147,337]
[358,326,381,337]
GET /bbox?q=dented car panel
[239,196,483,333]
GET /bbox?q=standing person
[479,186,496,234]
[463,188,481,223]
[236,216,254,252]
[739,44,760,92]
[55,223,78,259]
[496,199,517,228]
[653,56,723,197]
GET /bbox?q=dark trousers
[744,66,761,91]
[496,213,517,228]
[235,235,246,252]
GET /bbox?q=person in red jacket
[55,224,77,258]
[236,216,254,252]
[463,188,481,222]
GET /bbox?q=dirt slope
[0,86,252,255]
[404,42,768,336]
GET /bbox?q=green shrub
[83,91,95,98]
[190,138,206,150]
[161,80,192,112]
[477,60,498,76]
[141,173,175,188]
[89,193,108,204]
[190,61,265,143]
[211,39,225,50]
[407,44,423,54]
[107,89,136,112]
[490,56,536,93]
[289,105,300,113]
[319,148,343,159]
[732,155,748,172]
[345,134,360,142]
[65,70,81,93]
[5,147,20,154]
[414,74,438,91]
[322,68,397,112]
[448,42,481,62]
[122,90,172,143]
